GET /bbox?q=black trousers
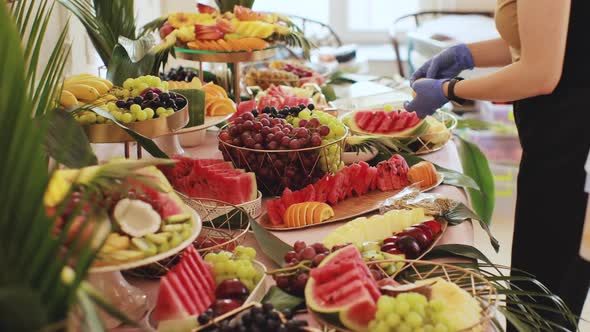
[508,92,590,331]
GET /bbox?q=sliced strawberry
[197,3,217,14]
[216,18,235,33]
[194,24,225,40]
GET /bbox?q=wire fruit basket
[310,260,498,332]
[123,199,252,279]
[218,127,348,196]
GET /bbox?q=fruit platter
[306,250,497,332]
[217,106,348,196]
[242,83,332,112]
[63,74,191,143]
[149,245,268,331]
[244,60,329,90]
[259,155,444,230]
[342,108,457,155]
[158,4,310,57]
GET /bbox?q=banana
[64,84,100,101]
[60,90,78,108]
[64,73,97,84]
[99,78,113,90]
[65,79,109,94]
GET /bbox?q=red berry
[423,220,442,235]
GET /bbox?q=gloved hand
[404,78,448,118]
[410,43,474,84]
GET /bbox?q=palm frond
[139,16,168,37]
[10,0,71,116]
[345,135,413,154]
[422,246,580,331]
[58,0,136,66]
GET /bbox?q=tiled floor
[471,143,590,330]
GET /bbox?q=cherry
[398,226,433,250]
[381,243,399,253]
[382,236,399,245]
[396,235,421,259]
[423,220,442,235]
[215,279,249,301]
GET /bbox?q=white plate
[90,205,202,274]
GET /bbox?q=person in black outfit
[405,0,590,329]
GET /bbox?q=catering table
[104,127,473,331]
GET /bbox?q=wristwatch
[447,77,466,105]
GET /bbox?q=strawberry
[197,3,217,14]
[194,24,225,40]
[216,18,235,34]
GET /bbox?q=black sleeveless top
[514,0,590,154]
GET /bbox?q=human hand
[404,79,448,118]
[410,43,474,84]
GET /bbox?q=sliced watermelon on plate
[266,199,284,225]
[353,112,374,130]
[365,111,387,133]
[313,174,331,203]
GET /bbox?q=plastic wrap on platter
[379,185,457,216]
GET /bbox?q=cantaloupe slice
[407,161,438,189]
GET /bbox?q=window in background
[347,0,419,32]
[252,0,330,23]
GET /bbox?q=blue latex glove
[410,43,474,84]
[404,79,448,118]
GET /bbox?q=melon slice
[305,246,379,331]
[153,245,215,322]
[349,110,427,137]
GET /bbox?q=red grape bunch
[272,240,333,296]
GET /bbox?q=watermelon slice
[153,245,215,322]
[365,111,387,133]
[266,200,284,225]
[349,110,424,136]
[161,157,257,205]
[327,173,343,205]
[352,162,369,196]
[280,188,297,208]
[305,246,379,331]
[313,174,331,202]
[299,185,316,202]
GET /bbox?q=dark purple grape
[311,243,329,253]
[244,138,256,148]
[307,104,315,111]
[296,127,309,138]
[243,120,254,130]
[144,91,154,100]
[115,100,126,108]
[267,141,279,150]
[312,253,327,267]
[299,104,306,110]
[279,136,290,148]
[318,125,330,136]
[175,97,187,109]
[254,133,264,144]
[261,126,271,136]
[307,118,321,128]
[160,92,170,101]
[133,96,143,104]
[293,241,306,253]
[293,273,309,292]
[240,132,252,142]
[288,139,301,150]
[300,246,316,260]
[310,135,322,147]
[232,138,241,146]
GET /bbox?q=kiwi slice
[164,214,191,224]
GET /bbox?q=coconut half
[113,198,162,237]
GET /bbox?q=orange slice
[312,203,334,223]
